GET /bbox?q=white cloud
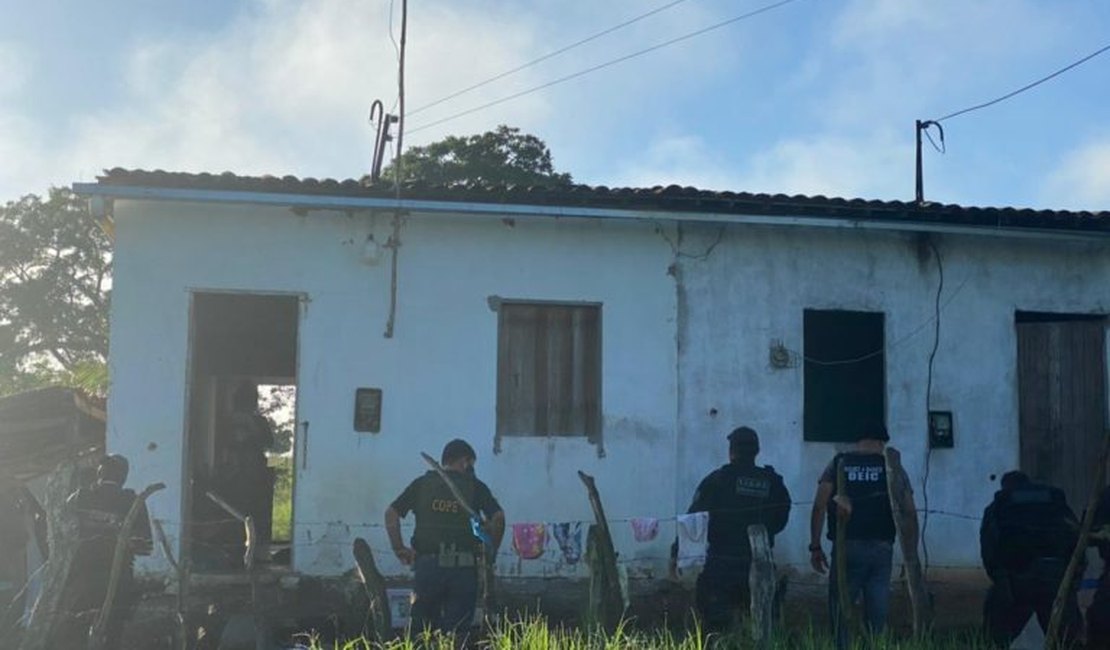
[738,131,907,199]
[609,135,739,190]
[1043,137,1110,210]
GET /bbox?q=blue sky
[2,0,1109,210]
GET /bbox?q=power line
[409,0,801,135]
[409,0,693,117]
[934,41,1110,123]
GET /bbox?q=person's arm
[475,482,506,553]
[766,473,792,537]
[384,506,414,565]
[810,481,833,573]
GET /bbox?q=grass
[301,616,1000,649]
[270,454,293,542]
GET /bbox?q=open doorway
[185,292,300,571]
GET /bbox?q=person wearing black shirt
[809,425,915,650]
[61,454,153,648]
[679,426,791,633]
[980,471,1081,647]
[385,439,505,636]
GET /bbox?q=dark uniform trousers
[411,553,479,636]
[695,555,751,633]
[983,558,1080,647]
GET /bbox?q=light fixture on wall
[361,233,383,266]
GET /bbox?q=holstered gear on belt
[435,542,476,568]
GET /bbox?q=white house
[73,170,1109,602]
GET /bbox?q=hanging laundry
[551,522,583,565]
[675,511,709,570]
[630,517,659,542]
[511,523,547,560]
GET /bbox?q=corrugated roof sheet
[93,168,1110,234]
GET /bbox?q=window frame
[802,308,887,443]
[494,299,603,443]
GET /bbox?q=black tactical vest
[826,453,895,542]
[993,484,1076,571]
[411,471,479,555]
[704,464,777,559]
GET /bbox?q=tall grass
[303,616,998,649]
[270,454,293,542]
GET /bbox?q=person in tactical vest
[808,424,914,650]
[679,426,791,633]
[979,471,1080,647]
[385,439,505,637]
[61,454,153,647]
[1089,485,1110,649]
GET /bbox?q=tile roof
[93,168,1110,234]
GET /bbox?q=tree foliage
[0,188,110,396]
[383,125,573,187]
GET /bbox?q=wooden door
[1017,319,1107,511]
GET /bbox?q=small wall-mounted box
[928,410,954,449]
[354,387,383,433]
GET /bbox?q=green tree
[0,188,110,396]
[383,125,573,187]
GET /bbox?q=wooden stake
[578,471,622,631]
[884,447,931,635]
[352,537,391,642]
[747,524,774,649]
[87,482,165,650]
[151,519,187,650]
[1046,429,1110,650]
[834,457,853,639]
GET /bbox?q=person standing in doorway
[808,424,914,649]
[980,471,1081,648]
[385,439,505,638]
[680,426,791,634]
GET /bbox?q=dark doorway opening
[1016,311,1107,510]
[185,292,300,571]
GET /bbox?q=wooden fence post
[578,471,623,631]
[87,482,165,650]
[833,457,854,643]
[747,524,774,649]
[884,446,931,635]
[352,537,392,642]
[1046,429,1110,650]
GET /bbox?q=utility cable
[921,239,944,574]
[409,0,693,116]
[408,0,801,134]
[934,41,1110,123]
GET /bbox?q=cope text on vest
[844,465,883,482]
[431,498,461,513]
[735,477,771,498]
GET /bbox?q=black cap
[441,439,477,465]
[98,454,129,485]
[855,423,889,442]
[1000,470,1030,490]
[728,426,759,455]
